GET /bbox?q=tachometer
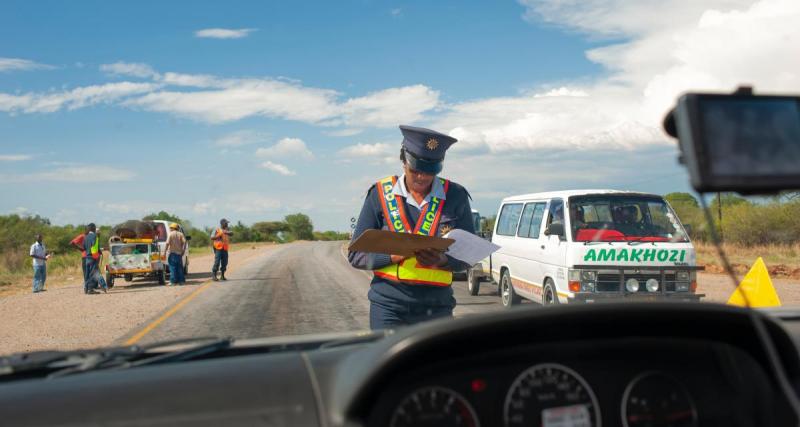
[390,386,480,427]
[504,363,601,427]
[622,372,696,427]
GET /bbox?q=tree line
[664,192,800,246]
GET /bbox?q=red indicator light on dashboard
[471,379,487,392]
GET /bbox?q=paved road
[131,241,506,345]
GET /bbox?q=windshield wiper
[0,336,233,381]
[47,336,234,378]
[120,337,233,368]
[627,237,656,246]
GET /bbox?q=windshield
[0,1,796,358]
[151,223,168,243]
[569,196,690,243]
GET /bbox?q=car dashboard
[365,338,777,426]
[0,303,799,427]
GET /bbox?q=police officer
[348,125,475,329]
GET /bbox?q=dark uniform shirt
[348,177,475,309]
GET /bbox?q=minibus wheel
[500,270,521,308]
[543,279,560,305]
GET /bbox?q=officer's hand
[390,254,406,264]
[415,249,448,267]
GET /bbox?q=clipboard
[348,229,454,257]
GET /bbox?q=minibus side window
[496,203,523,236]
[529,203,547,238]
[517,203,536,237]
[518,203,546,238]
[546,199,565,227]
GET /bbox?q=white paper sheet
[443,229,501,266]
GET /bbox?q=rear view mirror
[186,235,192,241]
[544,223,565,237]
[664,87,800,194]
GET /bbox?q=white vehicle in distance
[147,220,191,276]
[479,190,703,307]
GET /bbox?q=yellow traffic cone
[727,257,781,308]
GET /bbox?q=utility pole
[717,192,723,242]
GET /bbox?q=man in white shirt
[30,234,50,293]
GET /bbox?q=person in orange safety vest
[211,218,233,281]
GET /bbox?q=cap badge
[426,138,439,150]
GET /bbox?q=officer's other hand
[415,248,447,267]
[390,254,406,264]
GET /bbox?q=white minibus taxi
[483,190,703,307]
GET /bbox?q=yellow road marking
[124,281,214,345]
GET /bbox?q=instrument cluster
[388,363,696,427]
[369,339,768,427]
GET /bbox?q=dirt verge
[0,245,274,355]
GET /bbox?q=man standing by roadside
[82,223,103,294]
[29,234,50,293]
[211,218,233,282]
[164,223,187,285]
[70,226,89,291]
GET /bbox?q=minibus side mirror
[544,223,565,238]
[186,235,192,241]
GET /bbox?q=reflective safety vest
[212,228,230,251]
[373,176,453,287]
[90,233,100,260]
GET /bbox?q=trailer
[104,237,166,287]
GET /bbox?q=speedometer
[504,363,601,427]
[390,386,480,427]
[622,372,696,427]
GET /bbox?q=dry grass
[694,241,800,277]
[0,252,84,297]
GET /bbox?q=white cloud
[160,72,222,88]
[192,202,213,215]
[259,161,296,176]
[0,166,135,183]
[0,154,32,161]
[2,61,439,131]
[0,82,160,114]
[326,128,364,137]
[100,62,159,79]
[126,78,340,123]
[337,142,397,165]
[123,69,438,127]
[338,142,395,157]
[195,28,257,39]
[10,207,30,215]
[256,137,314,159]
[214,130,270,147]
[225,193,283,213]
[339,85,440,128]
[0,57,53,72]
[518,0,747,36]
[435,0,800,153]
[391,8,403,16]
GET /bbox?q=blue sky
[1,0,797,231]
